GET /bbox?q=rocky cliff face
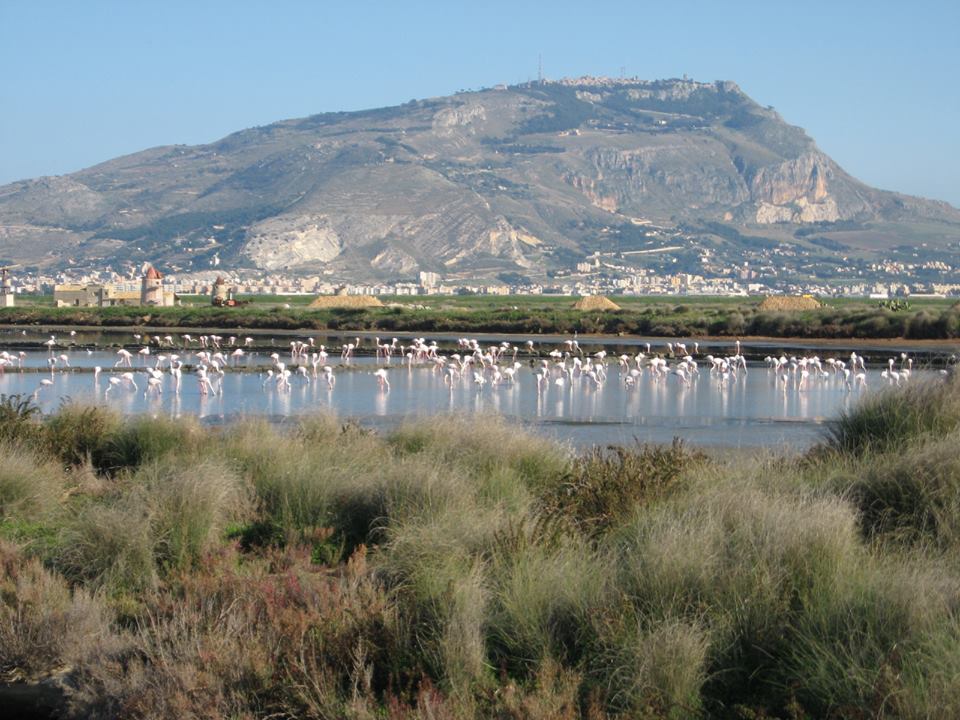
[582,141,752,214]
[0,77,957,278]
[750,152,855,224]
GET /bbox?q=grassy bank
[3,378,960,717]
[3,294,960,340]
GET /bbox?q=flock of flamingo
[1,332,934,404]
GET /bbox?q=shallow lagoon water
[0,342,941,449]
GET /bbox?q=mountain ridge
[1,76,958,282]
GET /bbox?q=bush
[68,544,403,720]
[0,541,110,680]
[45,402,121,468]
[823,375,960,456]
[785,557,960,718]
[541,439,702,536]
[98,414,202,472]
[54,501,157,593]
[0,394,43,447]
[0,442,67,520]
[4,405,960,717]
[221,418,391,548]
[614,475,861,713]
[134,456,253,571]
[389,414,570,491]
[842,431,960,548]
[591,613,710,716]
[488,540,612,674]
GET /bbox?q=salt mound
[573,295,621,311]
[309,294,384,309]
[758,295,822,311]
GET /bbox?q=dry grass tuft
[0,442,68,520]
[0,541,111,681]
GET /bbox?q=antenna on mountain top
[538,54,543,85]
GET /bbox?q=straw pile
[572,295,621,311]
[758,295,822,311]
[308,294,384,309]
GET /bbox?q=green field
[3,293,959,341]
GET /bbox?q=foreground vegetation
[4,294,960,339]
[3,376,960,717]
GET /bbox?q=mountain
[2,76,959,282]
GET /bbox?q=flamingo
[33,378,54,397]
[170,360,183,394]
[144,377,163,398]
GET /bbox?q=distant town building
[54,265,175,307]
[418,271,441,289]
[54,283,139,307]
[140,264,175,306]
[210,276,234,305]
[0,268,15,308]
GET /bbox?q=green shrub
[591,613,710,716]
[221,418,397,550]
[823,375,960,456]
[785,557,960,718]
[436,561,489,698]
[542,439,702,536]
[98,414,202,472]
[389,414,570,491]
[614,476,861,712]
[134,456,253,571]
[0,394,43,447]
[488,540,612,673]
[841,431,960,548]
[45,402,121,467]
[54,501,157,593]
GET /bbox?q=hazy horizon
[1,1,958,206]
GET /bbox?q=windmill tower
[0,265,18,308]
[140,264,165,306]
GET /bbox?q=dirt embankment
[573,295,621,311]
[757,295,822,311]
[308,295,384,309]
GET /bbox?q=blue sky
[2,1,958,206]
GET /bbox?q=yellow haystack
[308,294,384,309]
[572,295,621,311]
[757,295,822,311]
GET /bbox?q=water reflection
[0,344,948,448]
